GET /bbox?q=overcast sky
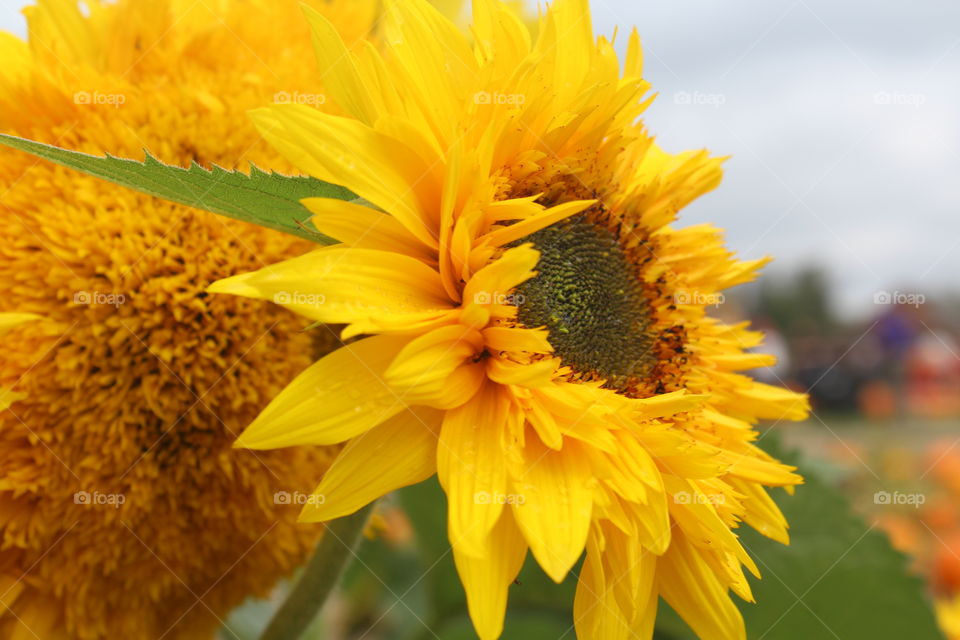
[1,1,957,318]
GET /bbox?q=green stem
[259,503,374,640]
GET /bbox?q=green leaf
[735,435,944,639]
[0,133,353,243]
[657,434,945,640]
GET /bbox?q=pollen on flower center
[513,214,656,392]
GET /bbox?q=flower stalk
[260,503,375,640]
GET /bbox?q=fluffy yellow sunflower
[209,0,811,638]
[0,0,405,637]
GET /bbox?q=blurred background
[2,1,958,637]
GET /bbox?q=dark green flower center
[514,214,655,392]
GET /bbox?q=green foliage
[733,437,944,639]
[656,436,944,640]
[0,133,353,243]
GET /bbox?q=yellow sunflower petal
[250,105,440,248]
[735,382,811,421]
[0,33,30,87]
[301,197,433,261]
[385,324,485,408]
[510,436,592,583]
[438,382,511,557]
[24,0,97,66]
[453,507,527,640]
[298,405,443,522]
[383,0,477,146]
[235,335,408,449]
[301,5,379,124]
[486,356,558,388]
[481,326,552,354]
[472,0,531,74]
[630,389,708,420]
[574,526,657,640]
[480,199,595,247]
[462,244,540,308]
[658,530,746,640]
[208,247,454,332]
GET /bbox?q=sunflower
[0,0,407,638]
[209,0,810,638]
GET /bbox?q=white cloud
[576,0,960,318]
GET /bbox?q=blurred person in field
[875,301,920,417]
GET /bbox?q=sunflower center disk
[514,215,655,392]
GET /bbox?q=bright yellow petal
[574,525,657,640]
[453,507,527,640]
[482,326,552,354]
[486,356,558,388]
[472,0,531,74]
[0,33,31,90]
[625,28,643,78]
[438,382,512,557]
[658,530,746,640]
[235,334,408,449]
[480,199,595,247]
[383,0,477,147]
[510,436,592,582]
[301,5,379,124]
[730,478,791,545]
[385,324,486,408]
[24,0,97,66]
[208,247,454,334]
[298,406,443,522]
[251,105,440,248]
[302,197,433,261]
[734,383,810,421]
[463,244,540,309]
[629,390,708,420]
